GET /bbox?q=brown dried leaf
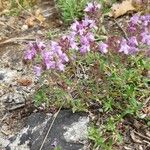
[25,16,35,27]
[110,0,136,18]
[17,78,32,86]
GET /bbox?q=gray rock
[4,110,89,150]
[0,69,17,83]
[0,73,5,80]
[3,93,25,105]
[63,117,89,143]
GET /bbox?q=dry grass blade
[0,36,35,45]
[0,21,16,30]
[113,19,128,40]
[39,103,63,150]
[130,130,142,143]
[134,130,150,142]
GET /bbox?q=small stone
[37,30,43,35]
[13,94,25,104]
[21,25,28,31]
[0,69,17,83]
[0,73,5,80]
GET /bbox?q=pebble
[37,30,43,35]
[21,25,28,31]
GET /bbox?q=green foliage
[88,126,105,149]
[54,146,62,150]
[89,116,123,149]
[56,0,118,24]
[10,0,34,8]
[34,88,48,106]
[34,50,149,149]
[28,1,150,148]
[7,0,34,16]
[56,0,89,24]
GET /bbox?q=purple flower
[80,35,91,53]
[128,36,138,47]
[80,36,90,45]
[82,16,97,29]
[119,39,130,55]
[141,15,150,26]
[84,2,101,13]
[99,42,108,54]
[24,42,37,60]
[34,66,42,76]
[36,40,46,50]
[45,59,55,70]
[24,50,35,60]
[70,40,78,50]
[42,50,53,60]
[24,40,46,60]
[42,50,56,69]
[67,33,79,50]
[141,31,150,46]
[129,46,139,54]
[71,21,85,35]
[51,138,58,148]
[60,53,69,63]
[80,45,90,54]
[41,41,69,71]
[130,13,140,25]
[71,20,80,31]
[119,38,139,55]
[86,32,95,42]
[51,41,62,55]
[128,25,137,33]
[57,61,65,71]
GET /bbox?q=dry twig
[39,104,63,150]
[113,19,128,40]
[134,130,150,142]
[0,36,35,45]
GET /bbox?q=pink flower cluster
[70,16,96,54]
[24,1,150,76]
[119,13,150,55]
[84,1,101,13]
[119,36,138,55]
[24,40,69,76]
[24,1,106,76]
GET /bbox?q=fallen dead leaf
[25,16,35,27]
[17,78,32,86]
[132,0,149,12]
[110,0,136,18]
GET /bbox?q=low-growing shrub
[56,0,89,24]
[24,1,150,149]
